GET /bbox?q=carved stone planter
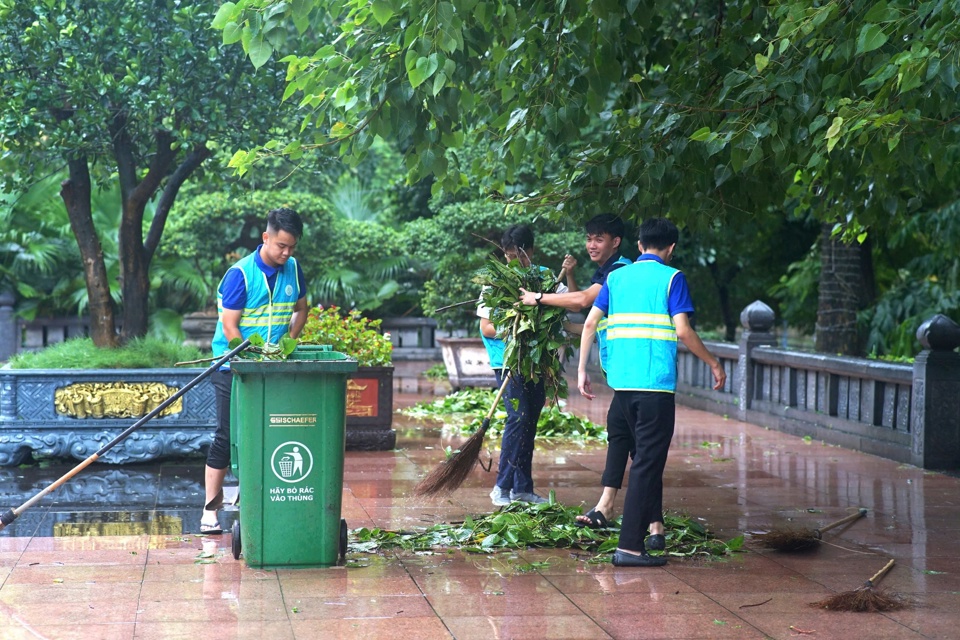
[0,368,217,466]
[437,337,497,389]
[346,366,396,451]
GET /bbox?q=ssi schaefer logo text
[269,414,317,426]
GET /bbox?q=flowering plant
[298,305,393,367]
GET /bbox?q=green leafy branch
[476,257,570,399]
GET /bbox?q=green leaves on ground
[401,389,604,440]
[350,499,742,561]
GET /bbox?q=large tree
[217,0,960,353]
[0,0,291,346]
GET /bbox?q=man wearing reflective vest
[577,217,726,566]
[201,207,308,534]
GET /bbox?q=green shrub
[161,189,335,309]
[9,338,208,369]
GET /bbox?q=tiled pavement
[0,365,958,639]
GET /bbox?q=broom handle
[866,558,895,587]
[817,508,868,534]
[485,371,511,421]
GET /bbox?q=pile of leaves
[402,389,604,440]
[476,257,569,399]
[349,497,743,562]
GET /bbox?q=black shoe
[612,550,667,567]
[646,534,666,551]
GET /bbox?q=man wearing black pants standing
[201,208,308,534]
[577,217,725,566]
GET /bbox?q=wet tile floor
[1,365,959,639]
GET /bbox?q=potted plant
[298,305,396,450]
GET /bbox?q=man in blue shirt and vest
[201,208,308,534]
[577,217,726,566]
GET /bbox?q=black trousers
[614,390,676,552]
[206,369,233,470]
[600,399,635,489]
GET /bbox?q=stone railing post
[911,314,960,469]
[737,301,777,421]
[0,290,17,363]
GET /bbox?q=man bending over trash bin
[201,208,309,534]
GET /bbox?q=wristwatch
[535,292,543,305]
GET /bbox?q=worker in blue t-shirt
[201,208,308,534]
[479,224,568,508]
[578,218,726,567]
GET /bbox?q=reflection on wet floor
[0,462,239,538]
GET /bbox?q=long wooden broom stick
[0,339,252,532]
[754,507,868,551]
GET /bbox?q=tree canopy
[0,0,292,346]
[217,0,960,231]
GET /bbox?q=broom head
[753,527,820,552]
[810,585,906,612]
[414,420,490,496]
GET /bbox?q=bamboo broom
[809,559,906,612]
[754,508,868,551]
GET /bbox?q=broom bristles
[753,527,820,551]
[810,586,906,612]
[414,423,489,496]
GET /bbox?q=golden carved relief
[54,514,183,537]
[54,382,183,419]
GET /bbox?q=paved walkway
[0,368,958,639]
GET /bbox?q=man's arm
[577,306,605,400]
[479,317,497,338]
[288,296,308,339]
[220,308,243,343]
[673,313,726,391]
[519,282,602,312]
[562,254,579,292]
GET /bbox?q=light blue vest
[596,255,634,372]
[604,260,680,392]
[479,321,505,369]
[211,253,301,357]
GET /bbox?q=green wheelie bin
[228,345,357,568]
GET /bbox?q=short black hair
[501,223,535,252]
[584,213,625,241]
[267,208,303,239]
[639,217,679,250]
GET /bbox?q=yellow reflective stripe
[607,313,673,328]
[606,327,677,342]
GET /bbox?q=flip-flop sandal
[199,521,224,535]
[576,509,609,529]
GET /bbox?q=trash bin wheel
[339,518,348,564]
[231,520,242,560]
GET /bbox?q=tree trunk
[60,157,118,348]
[814,223,872,355]
[707,261,738,341]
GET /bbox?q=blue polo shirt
[593,254,694,317]
[590,253,631,286]
[219,245,307,310]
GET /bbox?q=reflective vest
[604,260,680,392]
[596,255,634,372]
[211,253,301,357]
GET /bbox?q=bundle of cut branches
[475,257,569,399]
